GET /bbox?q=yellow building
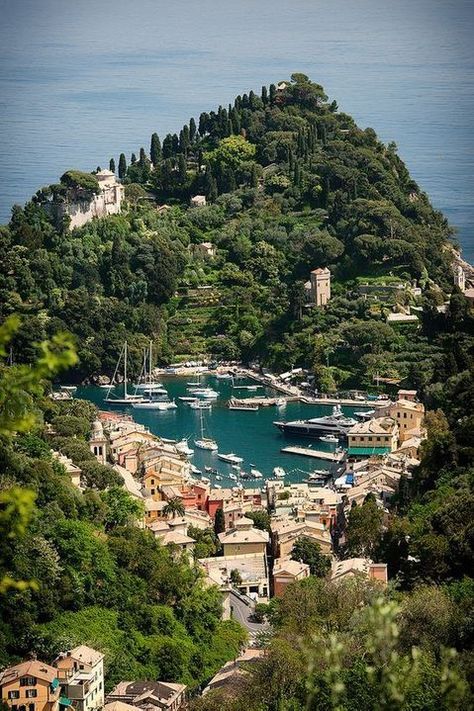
[218,517,269,556]
[310,267,331,306]
[347,417,398,458]
[388,398,424,443]
[0,660,60,711]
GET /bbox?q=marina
[76,373,366,485]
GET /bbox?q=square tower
[310,267,331,306]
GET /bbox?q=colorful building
[273,558,310,597]
[53,646,104,711]
[0,660,61,711]
[218,517,269,557]
[347,417,398,458]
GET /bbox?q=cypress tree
[250,163,258,188]
[178,154,187,183]
[179,126,190,154]
[131,153,137,164]
[209,177,218,202]
[171,133,179,154]
[109,158,115,173]
[189,117,197,142]
[269,83,276,105]
[139,147,147,166]
[96,166,101,172]
[199,112,209,136]
[150,133,162,166]
[214,508,225,535]
[118,153,127,180]
[294,162,301,188]
[261,85,268,106]
[162,134,174,159]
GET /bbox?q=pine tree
[118,153,127,180]
[109,158,115,173]
[150,133,162,166]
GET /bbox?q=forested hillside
[0,74,461,388]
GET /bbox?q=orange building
[0,661,61,711]
[273,558,310,597]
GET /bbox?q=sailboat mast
[149,340,153,386]
[124,341,128,397]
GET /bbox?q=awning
[59,697,72,707]
[347,447,391,456]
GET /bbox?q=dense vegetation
[0,73,461,387]
[0,320,246,690]
[1,75,473,707]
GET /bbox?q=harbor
[75,372,369,486]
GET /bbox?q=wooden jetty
[280,446,345,462]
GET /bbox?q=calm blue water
[0,0,473,259]
[77,375,366,488]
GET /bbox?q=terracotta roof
[218,523,269,545]
[348,417,397,435]
[273,558,310,577]
[0,660,58,686]
[60,646,104,666]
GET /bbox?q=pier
[230,396,298,407]
[280,446,345,462]
[300,396,386,408]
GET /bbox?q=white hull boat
[273,466,285,478]
[195,439,218,451]
[176,439,194,456]
[217,452,244,465]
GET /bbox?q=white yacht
[192,387,219,399]
[217,453,244,465]
[274,405,357,438]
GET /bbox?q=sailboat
[194,407,218,451]
[134,341,167,395]
[104,342,145,405]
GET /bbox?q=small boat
[176,439,194,456]
[250,468,263,479]
[231,464,241,471]
[195,438,218,450]
[228,398,259,411]
[132,400,167,410]
[217,453,244,465]
[187,380,201,387]
[214,483,222,489]
[229,473,237,481]
[167,399,178,409]
[239,471,251,480]
[60,385,77,393]
[309,469,327,478]
[134,382,164,392]
[201,477,210,485]
[190,400,212,410]
[215,372,233,380]
[190,464,201,475]
[215,475,222,481]
[192,388,219,399]
[354,409,375,420]
[273,466,285,478]
[320,434,339,444]
[99,383,112,388]
[275,398,286,407]
[179,396,198,402]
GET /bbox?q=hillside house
[0,661,61,711]
[54,646,104,711]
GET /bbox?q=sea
[0,0,473,260]
[76,375,366,489]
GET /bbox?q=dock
[300,396,386,408]
[280,446,345,462]
[231,396,298,407]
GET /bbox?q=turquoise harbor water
[77,375,368,488]
[1,0,473,259]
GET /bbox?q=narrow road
[229,591,268,640]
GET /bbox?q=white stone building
[55,170,124,230]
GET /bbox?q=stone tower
[454,265,466,293]
[89,419,107,465]
[310,267,331,306]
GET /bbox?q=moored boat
[217,452,244,465]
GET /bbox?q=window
[29,704,35,711]
[25,691,37,699]
[403,412,407,418]
[20,679,36,687]
[376,436,381,442]
[8,691,20,700]
[368,436,372,442]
